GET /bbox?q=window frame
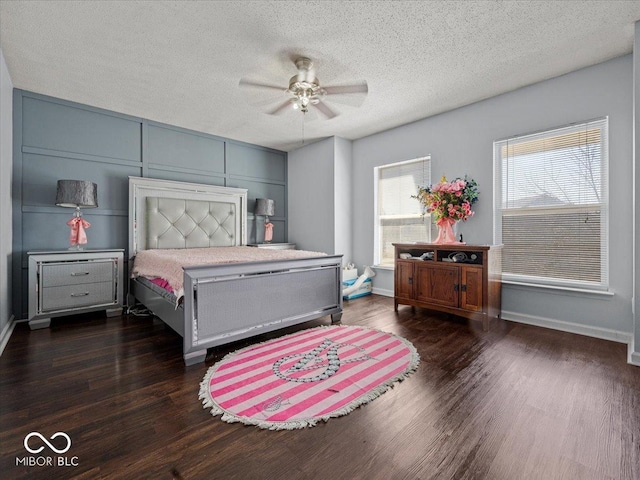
[493,118,609,291]
[373,156,431,268]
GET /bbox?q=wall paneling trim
[12,90,288,319]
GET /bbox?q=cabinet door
[415,263,459,307]
[395,261,414,300]
[461,266,483,312]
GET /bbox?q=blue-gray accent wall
[12,90,288,319]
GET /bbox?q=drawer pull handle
[71,272,90,276]
[70,292,90,297]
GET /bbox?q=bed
[128,177,343,365]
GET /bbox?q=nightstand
[247,243,296,250]
[28,249,124,330]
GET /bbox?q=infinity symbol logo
[24,432,72,454]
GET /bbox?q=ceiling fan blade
[314,101,338,119]
[323,82,368,107]
[239,79,286,92]
[323,82,368,95]
[267,100,293,116]
[249,93,289,108]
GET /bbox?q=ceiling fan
[239,57,368,119]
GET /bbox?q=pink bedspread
[132,246,327,301]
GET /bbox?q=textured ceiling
[1,1,639,152]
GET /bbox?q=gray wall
[333,137,353,266]
[288,136,353,265]
[347,55,634,337]
[288,137,336,254]
[12,90,288,319]
[0,48,13,338]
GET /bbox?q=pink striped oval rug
[199,325,419,430]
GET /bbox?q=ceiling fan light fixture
[286,70,328,114]
[239,55,367,119]
[290,94,310,113]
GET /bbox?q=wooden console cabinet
[393,243,502,331]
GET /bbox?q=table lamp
[56,179,98,250]
[254,198,275,243]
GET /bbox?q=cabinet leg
[29,318,51,330]
[331,313,342,324]
[394,301,398,312]
[105,307,123,318]
[184,349,207,366]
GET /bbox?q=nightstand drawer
[41,281,116,312]
[41,260,114,287]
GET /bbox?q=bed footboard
[182,255,343,365]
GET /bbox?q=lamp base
[264,219,274,243]
[65,207,91,249]
[68,244,85,251]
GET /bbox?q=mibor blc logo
[16,431,78,467]
[24,432,71,454]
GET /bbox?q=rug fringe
[198,324,420,430]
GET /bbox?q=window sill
[502,280,614,298]
[372,265,394,271]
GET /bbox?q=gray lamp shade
[254,198,275,217]
[55,180,98,208]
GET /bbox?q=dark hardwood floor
[1,295,639,480]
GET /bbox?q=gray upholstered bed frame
[128,177,343,365]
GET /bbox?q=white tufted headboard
[146,196,239,249]
[129,177,247,256]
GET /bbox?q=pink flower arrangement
[414,175,479,222]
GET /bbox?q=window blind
[494,118,608,289]
[375,157,431,266]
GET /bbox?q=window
[493,118,608,290]
[374,157,431,267]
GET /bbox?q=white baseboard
[372,287,393,298]
[366,294,639,366]
[0,315,15,357]
[502,310,631,344]
[502,310,636,361]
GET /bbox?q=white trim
[502,280,614,297]
[629,337,640,366]
[373,167,380,265]
[0,315,15,357]
[372,287,393,297]
[372,265,394,271]
[501,310,631,345]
